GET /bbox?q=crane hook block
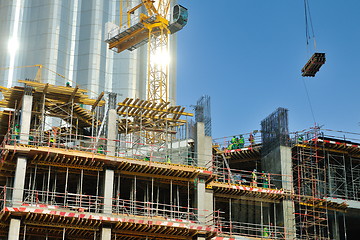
[301,53,326,77]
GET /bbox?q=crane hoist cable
[304,0,316,50]
[301,0,326,78]
[302,0,321,125]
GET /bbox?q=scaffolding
[291,127,358,239]
[0,80,222,239]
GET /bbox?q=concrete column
[262,146,296,239]
[101,227,111,240]
[8,218,21,240]
[195,122,214,226]
[13,156,27,205]
[103,169,114,214]
[196,179,213,224]
[106,92,117,156]
[19,94,33,144]
[195,122,212,168]
[106,109,117,156]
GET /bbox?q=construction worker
[251,169,257,187]
[248,132,255,146]
[66,81,71,87]
[166,155,171,164]
[298,135,304,143]
[97,145,104,154]
[233,173,242,184]
[262,171,269,188]
[238,135,245,149]
[263,226,270,237]
[186,153,193,165]
[228,136,237,150]
[10,124,20,144]
[144,156,150,161]
[49,127,57,147]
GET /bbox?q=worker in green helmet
[262,171,269,188]
[229,136,237,150]
[10,124,20,144]
[97,145,104,154]
[263,226,270,237]
[166,155,171,164]
[251,169,258,187]
[238,135,245,148]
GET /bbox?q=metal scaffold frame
[0,80,220,239]
[293,128,330,240]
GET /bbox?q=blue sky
[176,0,360,138]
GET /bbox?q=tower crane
[105,0,188,104]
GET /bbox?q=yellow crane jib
[104,3,188,53]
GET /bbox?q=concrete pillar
[106,109,117,156]
[13,156,27,205]
[106,92,117,156]
[262,146,296,239]
[101,227,111,240]
[196,178,213,225]
[195,122,214,224]
[19,94,33,144]
[12,91,32,204]
[103,169,114,214]
[195,122,212,168]
[8,217,21,240]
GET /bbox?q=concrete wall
[262,146,296,239]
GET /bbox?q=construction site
[0,0,359,240]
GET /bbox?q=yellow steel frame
[115,0,171,104]
[146,17,170,103]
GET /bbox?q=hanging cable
[302,77,317,125]
[303,0,317,50]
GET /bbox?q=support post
[13,89,33,204]
[101,226,112,240]
[106,93,117,156]
[103,169,114,214]
[13,156,27,205]
[195,122,214,229]
[195,122,212,168]
[19,89,33,144]
[262,146,296,239]
[8,217,21,240]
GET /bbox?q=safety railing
[213,131,262,151]
[220,220,286,239]
[0,186,221,229]
[213,167,292,190]
[2,131,213,169]
[292,128,360,201]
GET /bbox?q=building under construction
[0,80,359,240]
[0,1,359,240]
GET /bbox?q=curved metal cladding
[0,0,177,104]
